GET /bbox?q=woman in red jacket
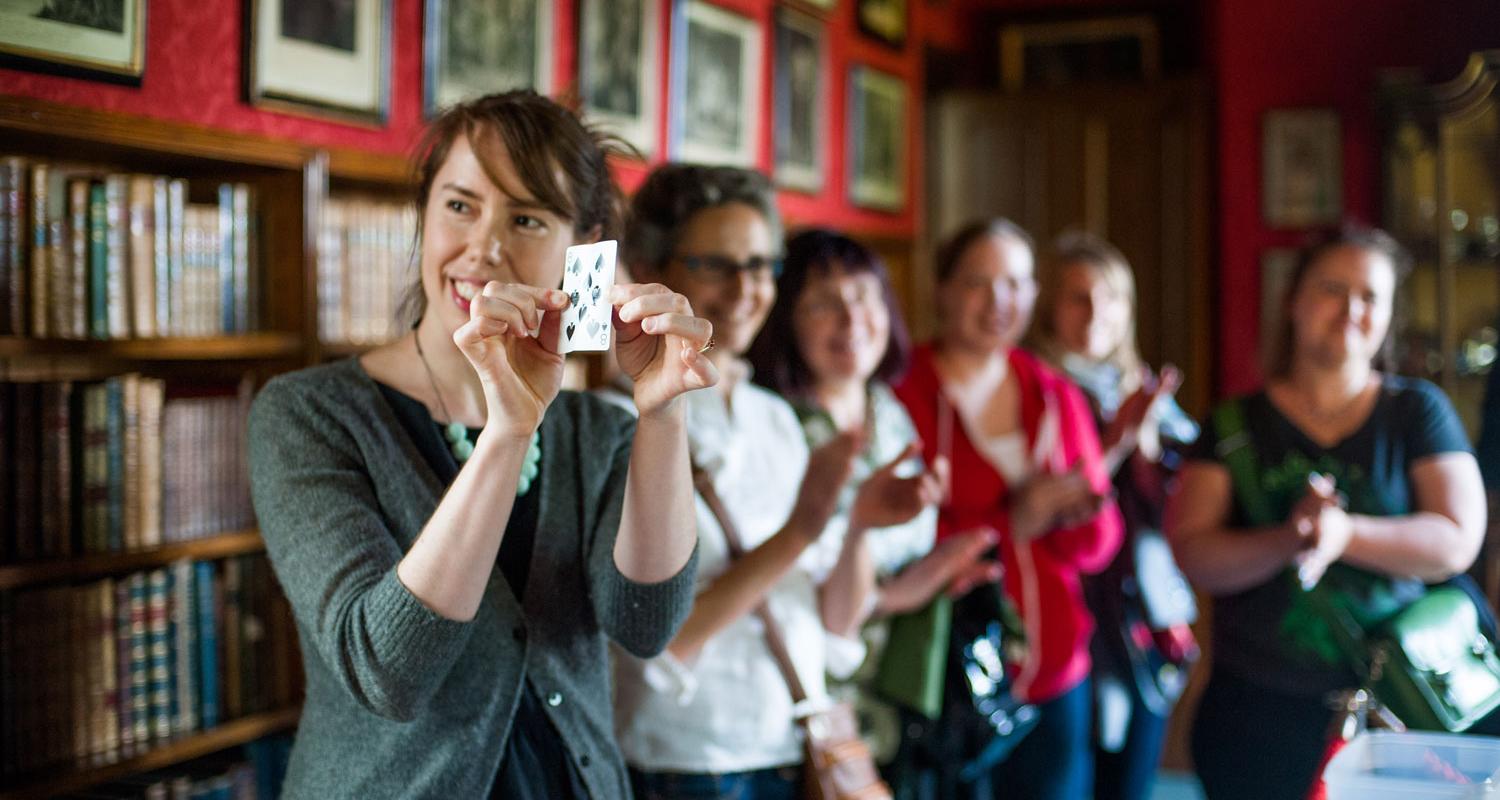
[894,218,1124,799]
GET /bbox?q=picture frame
[857,0,907,48]
[247,0,391,123]
[0,0,146,83]
[773,8,826,193]
[1259,248,1299,366]
[579,0,658,158]
[998,16,1159,92]
[670,0,762,168]
[425,0,553,118]
[1263,109,1343,228]
[848,66,907,211]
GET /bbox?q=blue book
[194,560,218,729]
[146,569,172,743]
[104,377,123,552]
[217,184,235,333]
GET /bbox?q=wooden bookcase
[0,94,411,799]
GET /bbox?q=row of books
[0,376,255,562]
[79,734,290,799]
[0,555,302,779]
[316,196,415,346]
[0,157,260,339]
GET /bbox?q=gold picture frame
[0,1,147,83]
[999,16,1160,92]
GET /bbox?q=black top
[375,381,585,800]
[1187,375,1471,697]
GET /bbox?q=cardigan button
[579,754,591,768]
[547,692,563,707]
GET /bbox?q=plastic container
[1323,730,1500,799]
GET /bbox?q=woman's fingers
[615,284,692,323]
[676,345,721,389]
[471,283,564,337]
[643,313,713,347]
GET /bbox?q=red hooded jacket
[894,344,1124,703]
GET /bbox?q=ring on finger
[699,338,715,354]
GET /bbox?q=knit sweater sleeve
[579,397,699,658]
[247,374,474,722]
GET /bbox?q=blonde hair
[1028,230,1145,394]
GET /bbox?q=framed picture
[773,8,826,193]
[670,0,762,168]
[0,0,146,83]
[425,0,552,117]
[999,16,1160,92]
[580,0,658,157]
[1263,109,1343,228]
[1259,248,1299,364]
[848,66,906,211]
[247,0,391,123]
[857,0,906,48]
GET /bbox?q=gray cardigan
[247,358,697,799]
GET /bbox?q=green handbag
[1213,401,1500,732]
[873,593,952,719]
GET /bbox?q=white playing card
[560,240,618,354]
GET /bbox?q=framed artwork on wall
[247,0,392,123]
[0,0,146,83]
[670,0,762,168]
[773,8,826,193]
[848,66,906,211]
[857,0,906,48]
[998,16,1160,92]
[425,0,552,117]
[579,0,658,157]
[1263,109,1343,228]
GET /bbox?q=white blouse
[608,374,865,774]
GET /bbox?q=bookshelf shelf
[0,707,301,800]
[0,334,303,361]
[0,530,264,590]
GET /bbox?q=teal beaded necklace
[414,332,541,496]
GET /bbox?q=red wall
[1212,0,1500,396]
[0,0,938,238]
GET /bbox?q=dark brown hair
[934,218,1036,285]
[747,229,912,399]
[399,90,632,324]
[1266,223,1410,378]
[622,163,784,275]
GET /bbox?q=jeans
[1095,701,1169,800]
[629,765,800,800]
[989,678,1094,799]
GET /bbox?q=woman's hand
[1291,473,1353,588]
[878,527,1001,615]
[789,431,865,541]
[612,283,719,418]
[453,282,571,436]
[1104,364,1182,466]
[1009,465,1109,542]
[850,444,947,532]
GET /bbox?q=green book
[88,181,107,339]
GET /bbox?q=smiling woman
[245,91,716,799]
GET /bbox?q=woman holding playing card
[246,91,714,799]
[609,165,944,799]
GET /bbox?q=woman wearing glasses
[609,165,934,799]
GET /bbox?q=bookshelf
[0,95,399,797]
[0,707,300,800]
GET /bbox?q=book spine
[11,383,38,562]
[127,573,148,749]
[88,181,107,339]
[140,378,164,549]
[67,178,89,340]
[221,556,242,720]
[27,163,45,338]
[0,158,17,336]
[0,383,12,564]
[123,374,142,552]
[105,377,124,553]
[129,175,157,339]
[167,180,185,338]
[171,559,197,736]
[114,580,135,759]
[218,184,235,334]
[95,580,118,765]
[237,184,255,332]
[194,560,218,729]
[146,568,172,744]
[105,175,129,339]
[82,382,109,554]
[70,586,90,766]
[38,381,73,559]
[153,178,171,338]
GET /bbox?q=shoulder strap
[690,464,811,705]
[1211,399,1278,528]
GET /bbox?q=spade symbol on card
[566,254,578,275]
[591,285,601,303]
[586,318,600,339]
[569,290,580,308]
[566,322,577,341]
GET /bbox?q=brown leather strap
[691,464,811,705]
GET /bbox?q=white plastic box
[1324,731,1500,799]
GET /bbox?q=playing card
[559,240,618,354]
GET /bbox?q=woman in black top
[1166,226,1488,799]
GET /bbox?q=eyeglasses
[674,253,784,283]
